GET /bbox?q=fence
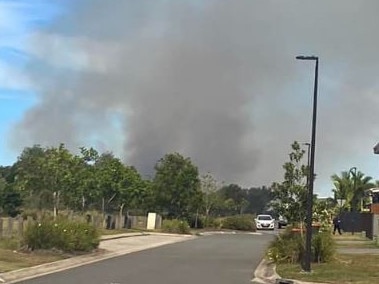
[339,212,374,239]
[0,212,162,238]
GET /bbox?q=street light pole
[302,142,311,191]
[296,55,319,273]
[349,166,357,235]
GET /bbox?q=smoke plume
[10,0,379,194]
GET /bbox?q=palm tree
[331,170,374,212]
[350,171,374,211]
[332,171,353,212]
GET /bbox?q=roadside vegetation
[0,144,270,273]
[267,141,379,283]
[1,140,378,279]
[0,144,273,223]
[276,233,379,284]
[0,237,67,273]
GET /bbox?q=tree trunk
[195,209,199,228]
[53,191,60,220]
[119,203,125,230]
[82,195,86,211]
[102,197,105,214]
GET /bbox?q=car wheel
[278,224,282,229]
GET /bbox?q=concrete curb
[252,258,281,284]
[198,231,262,236]
[100,232,149,241]
[0,233,196,284]
[251,258,327,284]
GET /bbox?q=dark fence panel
[339,212,373,239]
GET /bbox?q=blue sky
[0,0,64,164]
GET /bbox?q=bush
[266,228,304,264]
[161,219,190,234]
[23,218,100,252]
[202,216,222,229]
[221,215,256,231]
[266,227,335,264]
[312,230,335,263]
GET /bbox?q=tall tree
[152,152,201,218]
[14,145,47,209]
[200,172,220,218]
[218,184,248,215]
[245,186,273,215]
[332,170,374,212]
[94,152,127,214]
[271,141,308,224]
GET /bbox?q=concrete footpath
[0,233,195,284]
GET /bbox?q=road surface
[17,232,274,284]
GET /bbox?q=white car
[255,214,275,230]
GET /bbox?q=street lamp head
[349,167,357,176]
[374,142,379,154]
[296,55,318,61]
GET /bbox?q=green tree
[332,169,374,212]
[218,184,248,215]
[116,165,149,220]
[94,152,127,214]
[64,147,101,211]
[200,172,220,218]
[152,152,201,218]
[245,186,273,215]
[14,145,47,209]
[271,141,308,224]
[43,144,77,218]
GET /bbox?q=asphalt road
[18,233,275,284]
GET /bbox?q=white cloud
[27,32,124,73]
[0,61,31,90]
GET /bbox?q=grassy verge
[336,241,377,248]
[333,233,369,241]
[274,232,379,283]
[276,254,379,284]
[0,237,70,273]
[0,248,67,273]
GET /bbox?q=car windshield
[258,216,272,220]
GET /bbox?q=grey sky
[10,0,379,196]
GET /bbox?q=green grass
[336,241,377,249]
[276,254,379,284]
[333,233,369,241]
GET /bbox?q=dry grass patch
[0,248,67,273]
[276,254,379,284]
[333,234,368,241]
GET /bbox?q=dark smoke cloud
[9,0,379,194]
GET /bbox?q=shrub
[312,230,335,263]
[266,229,304,264]
[221,215,256,231]
[202,216,222,229]
[23,218,99,252]
[161,219,190,234]
[266,227,335,264]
